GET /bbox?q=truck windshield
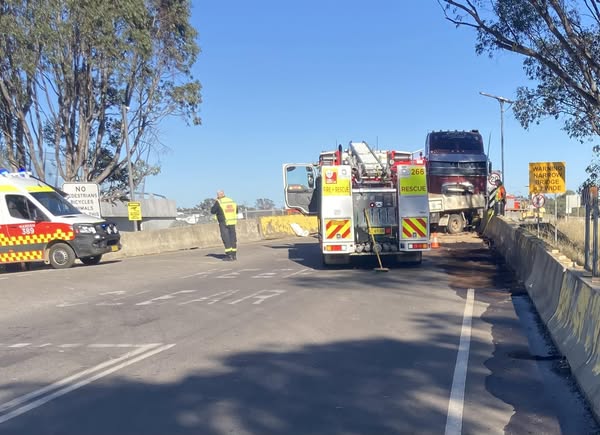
[31,191,83,216]
[428,133,484,154]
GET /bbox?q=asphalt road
[0,233,598,435]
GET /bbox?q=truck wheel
[80,255,102,266]
[48,243,76,269]
[447,214,465,234]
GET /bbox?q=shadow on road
[0,337,486,435]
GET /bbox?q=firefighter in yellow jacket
[211,190,238,261]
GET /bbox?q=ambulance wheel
[48,243,76,269]
[80,255,102,266]
[447,214,465,234]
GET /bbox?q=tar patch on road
[432,231,600,435]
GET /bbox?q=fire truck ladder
[349,141,388,181]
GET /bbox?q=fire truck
[283,141,430,266]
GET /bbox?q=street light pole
[121,104,138,232]
[480,92,514,187]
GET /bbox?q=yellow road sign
[528,162,566,194]
[128,201,142,221]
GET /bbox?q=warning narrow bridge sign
[528,162,566,194]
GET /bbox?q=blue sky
[145,0,595,209]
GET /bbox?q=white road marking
[217,272,240,279]
[251,272,277,279]
[99,291,126,296]
[58,344,81,348]
[445,288,475,435]
[251,290,286,305]
[0,343,174,424]
[178,289,240,305]
[283,269,311,278]
[88,344,142,348]
[38,343,52,348]
[9,343,31,348]
[229,289,285,305]
[180,269,220,279]
[56,302,87,308]
[96,302,124,306]
[136,290,197,306]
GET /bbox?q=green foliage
[440,1,600,189]
[0,0,202,199]
[255,198,275,210]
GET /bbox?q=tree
[194,198,215,216]
[0,0,201,199]
[439,0,600,188]
[255,198,275,210]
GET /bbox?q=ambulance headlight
[74,224,97,234]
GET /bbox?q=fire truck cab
[0,169,121,269]
[283,141,430,266]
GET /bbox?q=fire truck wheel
[80,255,103,266]
[447,214,465,234]
[48,243,76,269]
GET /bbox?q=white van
[0,169,121,269]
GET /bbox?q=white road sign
[62,183,102,218]
[488,171,502,189]
[532,193,546,209]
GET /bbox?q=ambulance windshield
[31,191,83,216]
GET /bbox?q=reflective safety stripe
[325,219,352,239]
[26,185,54,193]
[0,229,74,246]
[0,250,43,263]
[401,217,428,238]
[0,185,20,192]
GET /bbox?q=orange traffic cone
[431,232,440,249]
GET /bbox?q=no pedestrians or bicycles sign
[529,162,566,194]
[532,193,545,209]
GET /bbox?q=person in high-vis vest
[211,190,238,261]
[495,180,507,216]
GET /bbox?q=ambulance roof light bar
[0,168,31,177]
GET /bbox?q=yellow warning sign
[322,168,351,196]
[128,201,142,221]
[528,162,565,194]
[400,166,427,196]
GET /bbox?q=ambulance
[283,141,430,266]
[0,169,121,269]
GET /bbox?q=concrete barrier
[258,215,318,239]
[484,216,600,420]
[105,219,262,259]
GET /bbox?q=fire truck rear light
[408,243,428,249]
[325,245,348,252]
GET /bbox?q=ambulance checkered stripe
[0,250,43,263]
[0,229,74,246]
[401,217,427,239]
